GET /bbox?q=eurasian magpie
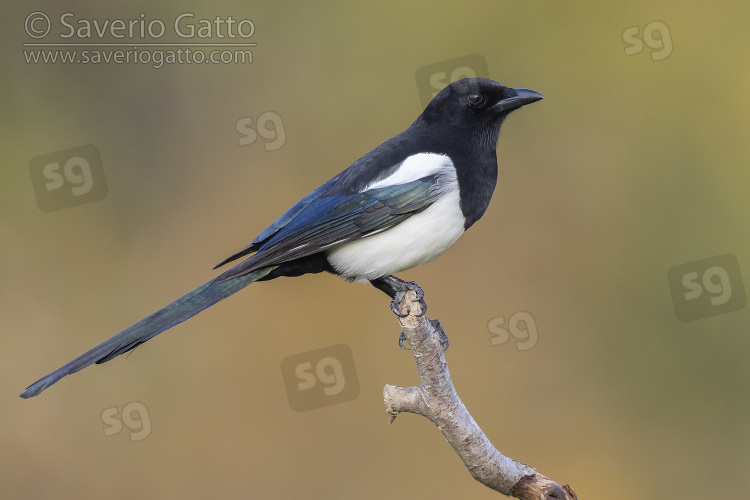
[20,78,543,398]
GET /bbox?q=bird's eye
[468,93,485,108]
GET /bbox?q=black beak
[493,88,544,114]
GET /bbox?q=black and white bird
[20,77,543,399]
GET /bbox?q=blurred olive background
[3,1,750,499]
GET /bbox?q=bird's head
[419,78,543,137]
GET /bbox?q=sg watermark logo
[28,144,107,212]
[623,21,673,61]
[280,344,359,412]
[488,311,538,351]
[236,112,286,151]
[668,254,746,321]
[101,401,152,442]
[415,54,490,108]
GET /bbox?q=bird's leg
[369,275,427,318]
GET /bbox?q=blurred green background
[3,1,750,498]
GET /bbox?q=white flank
[326,154,465,280]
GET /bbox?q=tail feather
[19,266,277,399]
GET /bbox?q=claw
[398,331,410,350]
[390,292,409,317]
[439,332,449,351]
[409,284,427,316]
[430,319,449,351]
[413,297,427,317]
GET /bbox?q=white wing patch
[363,153,455,191]
[327,154,465,280]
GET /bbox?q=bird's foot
[390,281,426,318]
[369,275,427,317]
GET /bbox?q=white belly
[326,189,465,280]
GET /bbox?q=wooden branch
[383,288,578,499]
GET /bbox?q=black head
[418,78,543,135]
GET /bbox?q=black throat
[454,135,499,230]
[414,119,503,230]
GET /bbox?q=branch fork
[383,288,578,499]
